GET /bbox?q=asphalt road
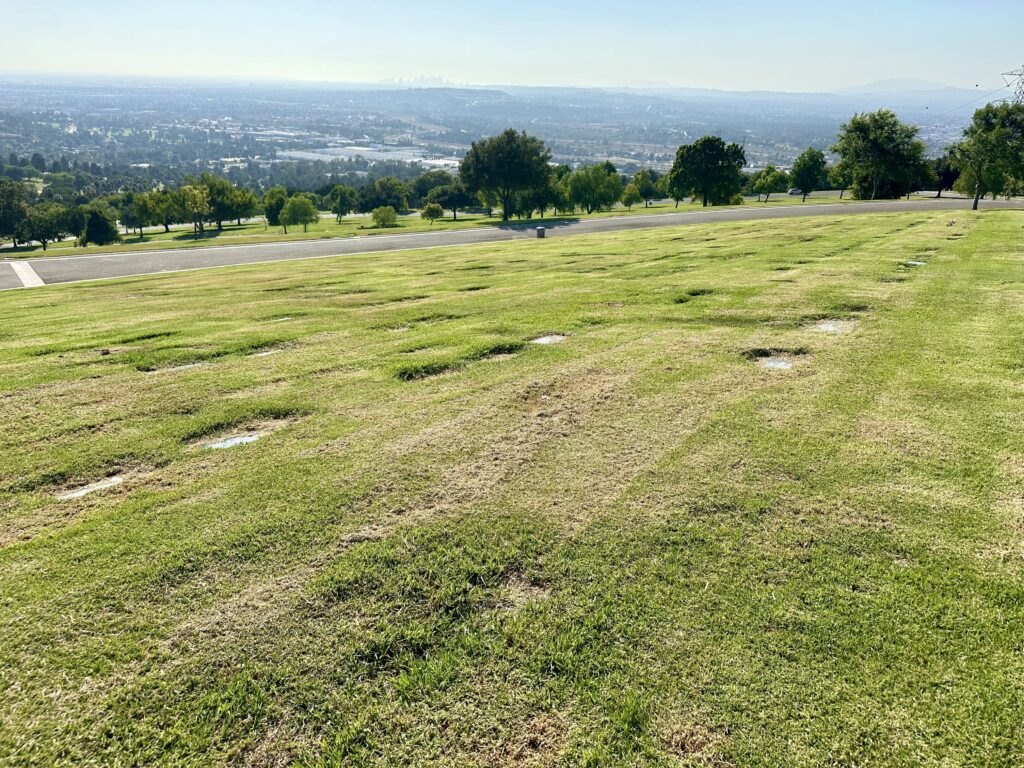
[2,198,1021,291]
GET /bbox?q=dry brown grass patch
[661,718,730,765]
[483,712,570,767]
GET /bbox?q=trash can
[536,227,545,239]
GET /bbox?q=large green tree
[327,184,358,221]
[279,195,318,233]
[667,136,746,207]
[118,192,157,238]
[789,148,828,202]
[830,110,929,200]
[409,170,455,207]
[932,154,960,199]
[78,202,121,246]
[631,169,661,207]
[195,173,236,230]
[356,177,410,214]
[262,186,288,227]
[459,129,551,221]
[229,188,261,225]
[566,164,623,214]
[21,202,75,251]
[828,162,852,199]
[151,189,185,233]
[180,184,211,238]
[426,183,474,220]
[0,178,29,247]
[951,102,1024,210]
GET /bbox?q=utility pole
[1003,65,1024,104]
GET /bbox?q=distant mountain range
[840,78,963,94]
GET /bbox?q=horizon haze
[3,0,1021,93]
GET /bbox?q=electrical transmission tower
[1003,65,1024,104]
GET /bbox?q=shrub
[372,206,398,228]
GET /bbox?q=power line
[933,82,1011,117]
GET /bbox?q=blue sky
[4,0,1021,92]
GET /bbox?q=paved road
[2,198,1021,291]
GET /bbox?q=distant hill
[840,78,957,94]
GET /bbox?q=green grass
[4,193,873,258]
[1,210,1023,766]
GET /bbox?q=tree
[30,153,47,173]
[0,178,29,247]
[357,177,410,213]
[658,174,684,208]
[180,184,211,238]
[371,205,398,228]
[279,195,319,233]
[476,189,497,218]
[409,170,455,207]
[196,173,237,230]
[327,183,358,221]
[951,102,1024,210]
[667,136,746,207]
[621,183,642,210]
[229,188,260,225]
[152,189,185,233]
[421,202,444,226]
[515,170,562,218]
[426,183,473,220]
[932,154,960,199]
[566,164,623,214]
[831,110,929,200]
[828,163,852,199]
[21,202,74,250]
[78,202,121,246]
[132,192,159,237]
[118,192,158,238]
[631,169,661,207]
[1003,175,1024,200]
[118,193,142,236]
[790,148,828,202]
[905,160,935,199]
[263,186,288,226]
[460,129,552,221]
[751,165,789,203]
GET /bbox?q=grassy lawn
[3,193,875,258]
[1,211,1022,766]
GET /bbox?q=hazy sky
[4,0,1021,92]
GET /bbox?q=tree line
[2,103,1022,250]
